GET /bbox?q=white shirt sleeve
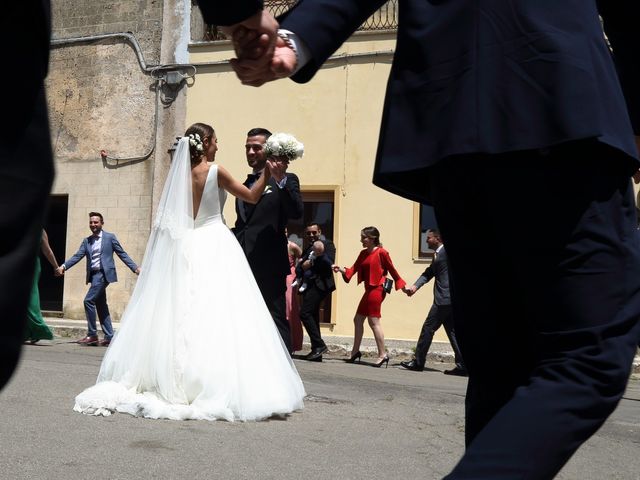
[278,29,312,75]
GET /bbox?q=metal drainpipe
[51,32,196,166]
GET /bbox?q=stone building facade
[46,0,191,320]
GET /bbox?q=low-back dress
[74,164,305,421]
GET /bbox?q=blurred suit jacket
[198,0,639,203]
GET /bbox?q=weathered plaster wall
[47,0,166,320]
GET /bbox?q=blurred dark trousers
[415,304,464,369]
[0,87,54,389]
[430,141,640,479]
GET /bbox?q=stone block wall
[47,0,165,320]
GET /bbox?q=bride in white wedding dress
[73,123,305,421]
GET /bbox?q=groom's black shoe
[305,346,328,361]
[400,359,424,372]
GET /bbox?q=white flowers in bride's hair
[188,133,204,152]
[264,133,304,161]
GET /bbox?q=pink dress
[286,250,303,352]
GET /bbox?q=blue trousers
[429,141,640,479]
[84,271,113,339]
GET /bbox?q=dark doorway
[39,195,68,312]
[287,191,335,324]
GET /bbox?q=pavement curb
[44,317,640,372]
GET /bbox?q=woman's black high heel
[373,355,389,368]
[345,351,362,363]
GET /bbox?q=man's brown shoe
[77,335,98,346]
[99,339,111,347]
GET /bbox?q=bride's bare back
[191,162,210,219]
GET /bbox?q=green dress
[24,256,54,342]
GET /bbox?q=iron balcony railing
[195,0,399,42]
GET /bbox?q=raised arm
[40,229,59,270]
[217,163,271,204]
[333,250,365,283]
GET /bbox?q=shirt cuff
[278,29,311,76]
[276,176,288,189]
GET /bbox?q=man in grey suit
[401,229,466,376]
[57,212,140,346]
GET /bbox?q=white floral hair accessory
[188,133,204,152]
[264,133,304,161]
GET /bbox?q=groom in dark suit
[233,128,304,353]
[58,212,140,346]
[197,2,640,478]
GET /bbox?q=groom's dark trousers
[0,2,54,390]
[234,173,304,353]
[431,141,640,479]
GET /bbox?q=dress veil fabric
[74,138,305,421]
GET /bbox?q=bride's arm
[217,164,272,204]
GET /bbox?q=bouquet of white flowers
[264,133,304,161]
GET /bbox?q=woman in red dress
[333,226,406,367]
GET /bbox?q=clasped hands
[402,285,418,297]
[221,9,297,87]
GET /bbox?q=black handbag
[382,278,393,294]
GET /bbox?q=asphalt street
[1,342,638,480]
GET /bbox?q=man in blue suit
[197,2,640,478]
[58,212,139,346]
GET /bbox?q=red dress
[343,247,406,318]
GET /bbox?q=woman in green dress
[24,230,58,344]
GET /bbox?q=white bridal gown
[74,162,305,421]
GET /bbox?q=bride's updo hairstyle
[184,123,214,163]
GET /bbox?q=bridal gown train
[74,164,305,421]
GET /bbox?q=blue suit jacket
[198,1,639,204]
[63,231,138,284]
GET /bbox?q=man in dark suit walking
[297,222,335,361]
[401,229,466,376]
[196,2,640,478]
[233,128,304,353]
[57,212,139,346]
